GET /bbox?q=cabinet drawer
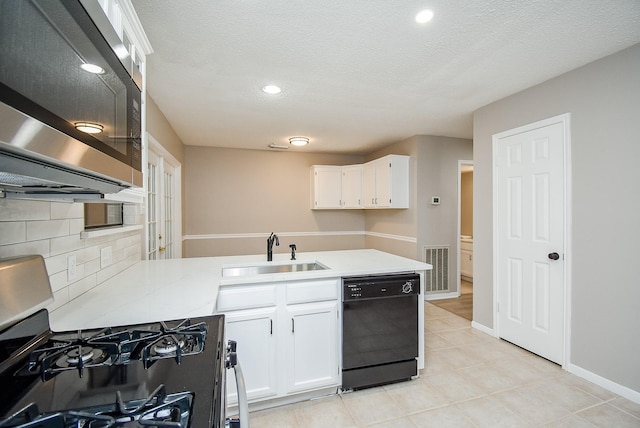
[217,285,277,311]
[460,241,473,251]
[286,279,338,305]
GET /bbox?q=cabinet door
[363,161,377,208]
[341,165,363,208]
[374,158,392,208]
[311,166,342,209]
[225,308,278,404]
[285,301,339,393]
[460,250,473,278]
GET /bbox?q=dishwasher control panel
[343,273,420,301]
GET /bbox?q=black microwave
[0,0,142,196]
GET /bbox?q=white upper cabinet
[341,165,363,209]
[363,155,409,209]
[310,166,343,209]
[311,155,409,210]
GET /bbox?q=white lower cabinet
[217,278,340,406]
[225,307,278,405]
[285,301,339,393]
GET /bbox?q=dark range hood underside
[0,102,138,201]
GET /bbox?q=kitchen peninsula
[50,249,431,330]
[50,249,432,408]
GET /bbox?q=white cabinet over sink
[311,154,409,210]
[217,278,340,408]
[363,155,409,208]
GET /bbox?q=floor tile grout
[247,302,640,428]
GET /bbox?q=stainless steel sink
[222,261,328,278]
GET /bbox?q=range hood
[0,102,139,201]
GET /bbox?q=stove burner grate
[0,385,193,428]
[15,319,208,380]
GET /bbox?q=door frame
[457,160,473,298]
[146,132,183,259]
[492,113,572,368]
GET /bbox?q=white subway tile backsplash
[84,258,101,277]
[70,218,85,235]
[50,235,84,256]
[44,253,68,275]
[51,202,83,220]
[27,219,70,241]
[0,221,26,245]
[1,199,143,314]
[49,270,70,293]
[0,199,50,221]
[68,275,98,300]
[48,288,70,312]
[0,239,50,259]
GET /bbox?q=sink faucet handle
[289,244,296,260]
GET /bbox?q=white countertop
[50,249,432,331]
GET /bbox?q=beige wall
[146,96,185,165]
[414,136,473,292]
[183,147,366,257]
[461,171,473,236]
[183,137,473,273]
[473,43,640,393]
[365,138,420,259]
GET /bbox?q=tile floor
[248,302,640,427]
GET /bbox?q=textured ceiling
[132,0,640,154]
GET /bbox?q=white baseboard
[471,321,495,337]
[566,363,640,404]
[424,291,459,301]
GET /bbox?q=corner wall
[473,43,640,394]
[183,147,366,257]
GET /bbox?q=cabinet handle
[270,319,273,335]
[291,318,295,333]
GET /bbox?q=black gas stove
[0,309,226,428]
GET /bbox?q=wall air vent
[423,246,449,293]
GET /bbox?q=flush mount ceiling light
[262,85,282,94]
[80,63,104,74]
[289,137,309,147]
[75,122,103,134]
[415,9,434,24]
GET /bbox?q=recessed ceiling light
[80,63,104,74]
[75,122,103,134]
[289,137,309,146]
[262,85,282,94]
[415,9,434,24]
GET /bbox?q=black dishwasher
[342,273,420,391]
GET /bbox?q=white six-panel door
[494,115,568,364]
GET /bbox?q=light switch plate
[67,254,77,282]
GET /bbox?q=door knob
[548,252,560,260]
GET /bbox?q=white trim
[119,0,153,55]
[457,160,473,298]
[424,291,458,301]
[492,113,572,368]
[471,321,495,337]
[182,230,418,244]
[147,133,183,259]
[567,363,640,404]
[80,224,143,239]
[365,231,417,243]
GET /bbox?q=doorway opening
[459,161,474,302]
[428,160,473,321]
